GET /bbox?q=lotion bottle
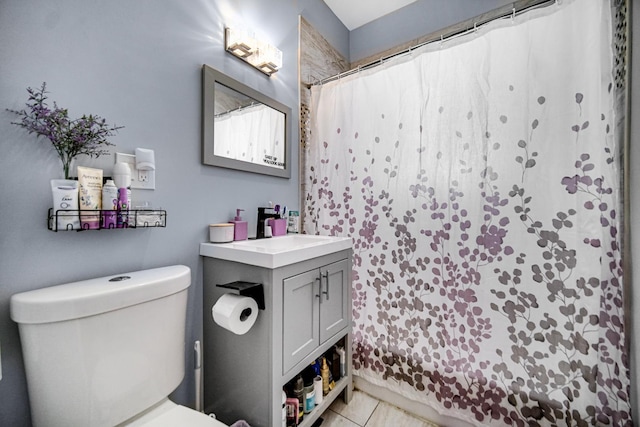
[77,166,103,230]
[101,179,118,229]
[231,209,248,241]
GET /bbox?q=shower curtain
[304,0,631,425]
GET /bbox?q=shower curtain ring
[512,8,516,21]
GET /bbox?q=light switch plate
[115,152,155,190]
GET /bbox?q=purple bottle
[113,162,131,228]
[116,188,128,228]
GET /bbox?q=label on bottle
[304,389,315,413]
[287,211,300,233]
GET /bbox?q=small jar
[209,223,234,243]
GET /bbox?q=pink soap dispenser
[231,209,248,241]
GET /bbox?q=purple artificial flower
[7,82,123,178]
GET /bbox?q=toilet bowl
[120,398,226,426]
[10,265,228,427]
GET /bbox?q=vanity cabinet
[283,259,349,374]
[201,238,352,427]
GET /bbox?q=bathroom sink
[200,234,352,268]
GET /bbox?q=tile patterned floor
[320,390,439,427]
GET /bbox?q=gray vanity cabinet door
[319,259,349,343]
[283,269,320,373]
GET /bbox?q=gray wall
[2,0,635,426]
[349,0,513,62]
[0,1,310,425]
[301,0,350,60]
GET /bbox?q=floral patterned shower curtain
[304,0,631,425]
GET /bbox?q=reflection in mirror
[214,82,286,169]
[202,65,291,178]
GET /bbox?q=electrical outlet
[137,169,155,189]
[115,152,155,190]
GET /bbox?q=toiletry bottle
[77,166,103,230]
[338,347,346,378]
[112,162,131,228]
[231,209,248,241]
[331,347,341,381]
[116,189,128,228]
[51,179,80,231]
[285,397,298,427]
[293,375,304,422]
[311,359,320,376]
[101,179,118,229]
[303,373,315,414]
[321,357,330,396]
[287,210,300,234]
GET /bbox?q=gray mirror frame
[202,64,292,178]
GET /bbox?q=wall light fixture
[225,27,282,76]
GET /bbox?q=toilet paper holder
[216,281,265,310]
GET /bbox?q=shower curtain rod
[309,0,557,87]
[214,101,259,118]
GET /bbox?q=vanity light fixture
[225,27,255,58]
[253,43,283,75]
[224,27,283,76]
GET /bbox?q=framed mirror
[202,64,292,178]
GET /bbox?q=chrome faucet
[256,207,279,239]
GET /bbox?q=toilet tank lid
[10,265,191,324]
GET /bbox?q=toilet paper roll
[314,376,323,405]
[212,293,258,335]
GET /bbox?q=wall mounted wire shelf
[48,208,167,231]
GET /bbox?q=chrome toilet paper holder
[216,281,265,310]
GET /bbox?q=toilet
[10,265,227,427]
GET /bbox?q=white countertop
[200,234,352,268]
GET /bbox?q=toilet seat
[121,399,228,427]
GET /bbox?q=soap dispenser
[231,209,248,241]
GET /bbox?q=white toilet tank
[10,265,191,427]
